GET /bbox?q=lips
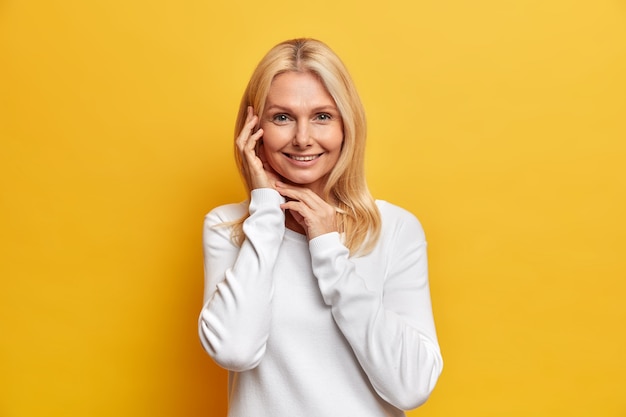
[284,153,322,161]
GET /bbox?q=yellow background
[1,0,625,416]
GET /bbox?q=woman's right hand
[236,106,279,190]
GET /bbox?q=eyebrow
[264,104,339,113]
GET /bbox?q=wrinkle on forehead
[266,72,337,113]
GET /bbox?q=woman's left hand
[276,182,338,240]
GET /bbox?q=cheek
[260,125,287,151]
[261,140,282,161]
[260,139,283,169]
[325,127,344,152]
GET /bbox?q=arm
[309,212,443,410]
[198,189,285,371]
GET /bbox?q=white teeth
[289,154,319,161]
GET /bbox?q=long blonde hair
[232,38,381,255]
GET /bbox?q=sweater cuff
[309,232,347,258]
[250,188,286,207]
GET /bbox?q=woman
[199,38,443,417]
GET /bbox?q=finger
[236,108,259,151]
[281,199,337,238]
[244,128,263,154]
[280,200,312,219]
[236,122,258,152]
[276,182,326,209]
[280,197,333,225]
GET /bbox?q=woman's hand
[276,182,338,240]
[236,106,279,190]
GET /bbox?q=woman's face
[260,71,344,195]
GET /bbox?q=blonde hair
[232,38,381,255]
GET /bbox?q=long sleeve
[198,189,285,371]
[309,204,443,410]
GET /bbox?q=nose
[292,121,312,147]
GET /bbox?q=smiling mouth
[285,153,322,161]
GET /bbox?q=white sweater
[199,189,443,417]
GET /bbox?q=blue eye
[316,113,332,121]
[273,114,290,123]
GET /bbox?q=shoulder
[375,200,426,241]
[204,200,248,227]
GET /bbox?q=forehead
[266,71,336,107]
